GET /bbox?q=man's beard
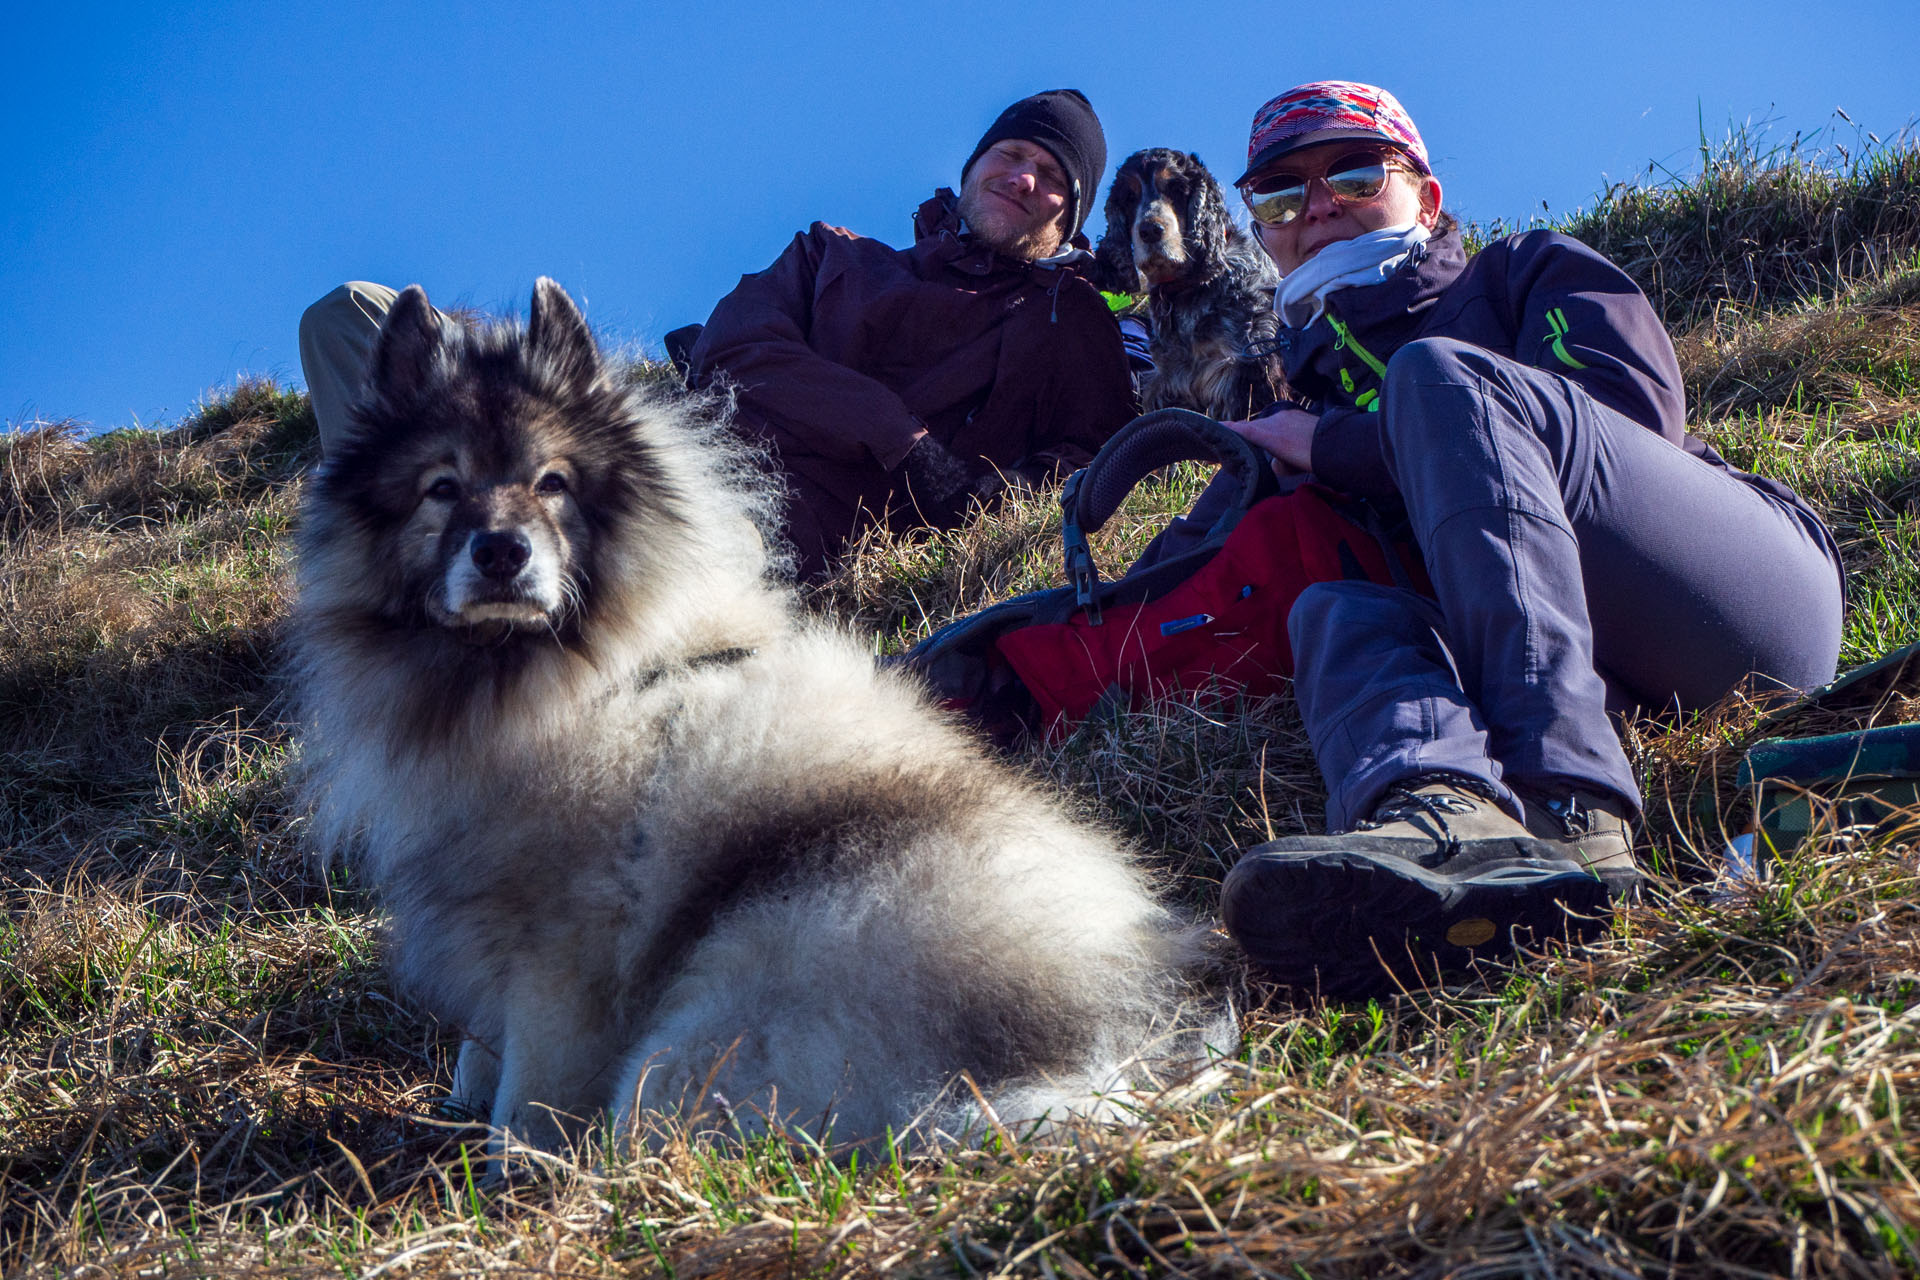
[958,185,1066,261]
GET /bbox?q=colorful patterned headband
[1237,81,1430,186]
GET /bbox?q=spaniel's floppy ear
[529,276,603,393]
[1183,157,1233,275]
[1087,181,1144,295]
[368,285,443,405]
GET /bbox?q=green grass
[4,139,1920,1277]
[1478,124,1920,332]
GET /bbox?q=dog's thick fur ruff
[292,279,1223,1155]
[1092,148,1286,421]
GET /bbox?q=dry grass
[7,153,1920,1276]
[1675,292,1920,425]
[0,385,309,886]
[6,816,1916,1277]
[1546,127,1920,331]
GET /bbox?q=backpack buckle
[1062,518,1103,626]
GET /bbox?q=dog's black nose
[1138,220,1165,245]
[471,530,532,579]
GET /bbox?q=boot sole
[1223,846,1614,999]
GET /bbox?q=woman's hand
[1222,409,1317,475]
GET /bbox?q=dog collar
[631,646,758,695]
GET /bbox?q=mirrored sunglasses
[1240,154,1404,226]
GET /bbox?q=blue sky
[4,0,1915,433]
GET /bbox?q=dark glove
[898,433,976,521]
[971,458,1051,503]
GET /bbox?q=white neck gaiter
[1274,222,1432,329]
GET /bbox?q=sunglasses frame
[1238,149,1412,227]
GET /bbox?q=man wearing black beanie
[297,93,1133,577]
[961,88,1107,252]
[681,90,1136,577]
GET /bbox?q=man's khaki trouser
[299,281,455,454]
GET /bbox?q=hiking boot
[1221,772,1614,998]
[1512,780,1644,900]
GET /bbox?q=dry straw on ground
[5,143,1920,1277]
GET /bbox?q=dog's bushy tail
[920,914,1240,1148]
[924,997,1241,1147]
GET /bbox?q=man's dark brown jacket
[688,189,1136,576]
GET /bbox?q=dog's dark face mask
[1092,149,1236,294]
[314,280,676,646]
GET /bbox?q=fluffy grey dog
[291,278,1226,1158]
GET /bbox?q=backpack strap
[1064,408,1271,533]
[1059,408,1274,621]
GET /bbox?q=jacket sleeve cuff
[875,419,930,472]
[1309,407,1397,500]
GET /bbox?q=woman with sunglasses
[1212,82,1844,996]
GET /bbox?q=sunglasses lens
[1242,155,1401,225]
[1245,182,1307,225]
[1324,162,1391,202]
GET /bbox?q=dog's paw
[446,1037,501,1120]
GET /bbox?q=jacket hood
[914,189,967,242]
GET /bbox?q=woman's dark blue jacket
[1278,225,1810,519]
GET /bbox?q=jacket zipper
[1324,307,1388,412]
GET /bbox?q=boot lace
[1352,771,1505,856]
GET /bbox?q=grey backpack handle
[1063,408,1270,534]
[1058,409,1273,619]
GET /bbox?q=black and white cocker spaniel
[1091,148,1286,421]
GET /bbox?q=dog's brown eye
[536,472,568,494]
[425,477,460,500]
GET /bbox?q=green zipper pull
[1324,312,1389,378]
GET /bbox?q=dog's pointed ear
[529,276,602,391]
[369,284,443,403]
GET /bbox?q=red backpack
[903,409,1432,743]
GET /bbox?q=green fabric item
[1719,639,1920,862]
[1739,720,1920,855]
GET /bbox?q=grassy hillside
[4,140,1919,1277]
